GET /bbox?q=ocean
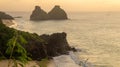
[7,11,120,67]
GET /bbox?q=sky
[0,0,120,12]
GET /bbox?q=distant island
[30,6,48,20]
[30,5,68,21]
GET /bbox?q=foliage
[5,29,31,67]
[0,21,31,67]
[0,20,47,67]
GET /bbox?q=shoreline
[0,59,56,67]
[2,19,17,27]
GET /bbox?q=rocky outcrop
[30,5,68,21]
[30,6,48,21]
[40,32,71,57]
[0,19,74,61]
[0,12,14,19]
[48,5,68,20]
[24,32,72,60]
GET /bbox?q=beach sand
[47,60,56,67]
[0,60,56,67]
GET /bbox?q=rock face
[30,5,68,21]
[30,6,48,21]
[24,37,47,60]
[0,12,14,19]
[48,5,68,20]
[40,32,71,57]
[25,32,72,60]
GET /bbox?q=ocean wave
[2,19,17,28]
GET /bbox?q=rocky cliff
[48,5,68,20]
[30,5,68,21]
[0,19,74,60]
[40,32,71,57]
[30,6,48,21]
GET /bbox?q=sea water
[7,11,120,67]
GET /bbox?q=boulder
[30,6,48,21]
[48,5,68,20]
[0,12,14,19]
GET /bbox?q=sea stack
[30,6,48,21]
[0,12,14,19]
[48,5,68,20]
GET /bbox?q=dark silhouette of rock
[21,32,73,60]
[24,37,47,60]
[30,5,68,21]
[48,5,68,20]
[40,32,71,57]
[0,12,14,19]
[30,6,48,21]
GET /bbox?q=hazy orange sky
[0,0,120,12]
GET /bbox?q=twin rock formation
[30,5,68,21]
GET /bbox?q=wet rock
[48,5,68,20]
[30,6,48,21]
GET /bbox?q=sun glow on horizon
[0,0,120,12]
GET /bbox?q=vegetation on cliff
[0,21,24,66]
[0,18,74,67]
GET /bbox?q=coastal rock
[30,5,68,21]
[24,38,47,60]
[48,5,68,20]
[0,19,74,60]
[40,32,71,57]
[30,6,48,21]
[20,32,72,60]
[0,12,14,19]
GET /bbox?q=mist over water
[8,12,120,67]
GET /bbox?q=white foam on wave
[53,55,81,67]
[9,20,17,28]
[2,19,17,28]
[53,51,94,67]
